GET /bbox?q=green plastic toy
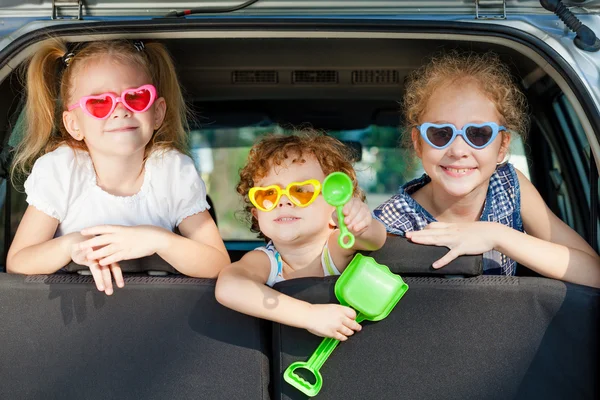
[322,171,355,249]
[284,253,409,397]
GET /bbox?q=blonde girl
[7,39,229,294]
[374,51,600,288]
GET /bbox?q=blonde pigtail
[144,42,191,157]
[11,40,68,186]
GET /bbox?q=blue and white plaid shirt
[373,163,523,276]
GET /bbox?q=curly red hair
[237,130,365,236]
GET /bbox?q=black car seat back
[272,275,599,400]
[0,273,270,400]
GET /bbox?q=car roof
[0,0,599,19]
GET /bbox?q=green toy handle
[284,361,323,398]
[336,206,355,249]
[283,337,339,397]
[307,336,341,371]
[283,313,365,397]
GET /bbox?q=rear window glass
[190,125,530,241]
[0,120,532,259]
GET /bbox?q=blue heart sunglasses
[417,122,506,150]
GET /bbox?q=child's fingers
[79,235,113,251]
[407,232,453,246]
[111,263,124,288]
[344,318,362,332]
[98,251,126,267]
[341,305,357,319]
[342,198,354,214]
[432,249,460,269]
[343,199,361,220]
[87,244,118,261]
[343,205,359,226]
[100,265,114,295]
[335,332,349,341]
[345,204,370,228]
[89,263,105,292]
[348,211,370,233]
[352,222,368,235]
[338,325,355,337]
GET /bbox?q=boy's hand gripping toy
[283,253,409,397]
[322,171,355,249]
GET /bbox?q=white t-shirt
[24,146,210,237]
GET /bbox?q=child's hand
[78,225,166,267]
[333,198,372,237]
[71,241,93,267]
[306,303,362,340]
[88,262,124,296]
[71,239,124,296]
[406,221,500,268]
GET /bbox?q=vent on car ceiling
[232,70,278,84]
[292,70,338,84]
[352,70,399,85]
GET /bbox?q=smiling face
[413,79,510,198]
[62,56,166,158]
[252,153,335,245]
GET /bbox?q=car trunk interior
[0,26,596,269]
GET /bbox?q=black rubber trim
[272,275,523,290]
[534,87,592,238]
[0,18,597,139]
[2,180,10,273]
[591,153,599,251]
[24,274,217,285]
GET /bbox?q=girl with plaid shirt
[373,51,600,288]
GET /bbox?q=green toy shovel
[322,172,355,249]
[284,254,409,397]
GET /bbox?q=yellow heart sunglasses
[248,179,322,212]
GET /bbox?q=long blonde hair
[11,39,190,185]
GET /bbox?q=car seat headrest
[362,235,483,276]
